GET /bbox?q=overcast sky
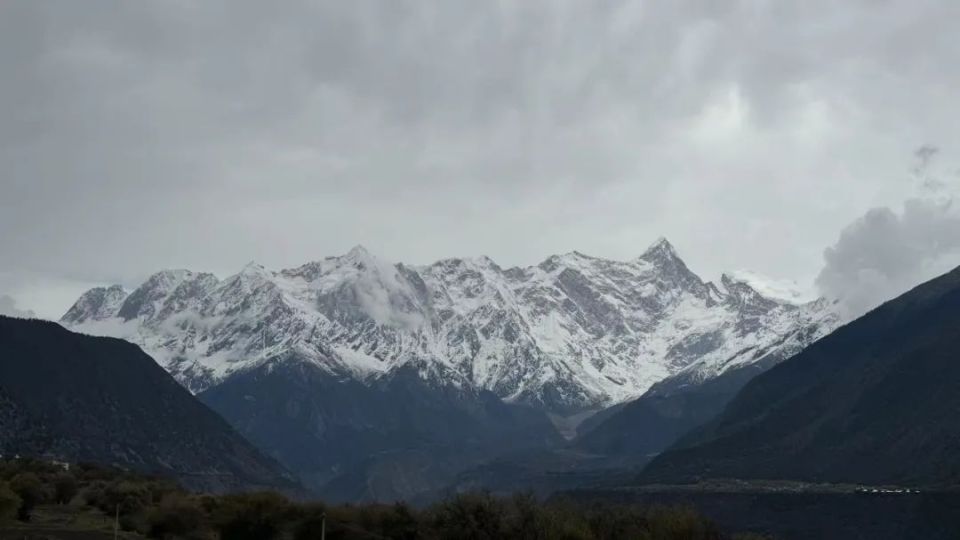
[2,0,960,319]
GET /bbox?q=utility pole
[113,503,119,540]
[321,511,326,540]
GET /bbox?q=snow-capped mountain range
[60,239,837,414]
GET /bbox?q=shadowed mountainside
[0,316,299,494]
[642,265,960,487]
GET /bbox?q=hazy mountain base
[438,447,650,502]
[576,312,832,460]
[426,364,780,501]
[574,365,762,459]
[442,343,804,500]
[198,358,563,502]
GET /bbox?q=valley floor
[562,482,960,540]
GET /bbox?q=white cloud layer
[0,294,35,318]
[817,149,960,319]
[2,1,959,317]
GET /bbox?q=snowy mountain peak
[640,237,679,261]
[61,245,837,414]
[472,255,503,271]
[342,244,374,262]
[724,270,817,305]
[719,273,763,298]
[62,284,127,324]
[146,268,195,284]
[241,260,267,272]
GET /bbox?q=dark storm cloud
[2,0,960,317]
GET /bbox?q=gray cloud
[816,149,960,319]
[2,1,960,317]
[0,295,36,318]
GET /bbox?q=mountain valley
[59,239,838,499]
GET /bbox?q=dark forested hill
[642,266,960,487]
[0,316,298,494]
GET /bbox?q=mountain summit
[639,236,680,261]
[62,240,834,414]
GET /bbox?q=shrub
[583,503,647,539]
[0,482,22,522]
[215,492,292,540]
[91,480,153,517]
[380,502,419,540]
[53,472,79,504]
[646,505,723,540]
[9,472,46,521]
[147,493,207,539]
[430,491,507,540]
[292,504,329,540]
